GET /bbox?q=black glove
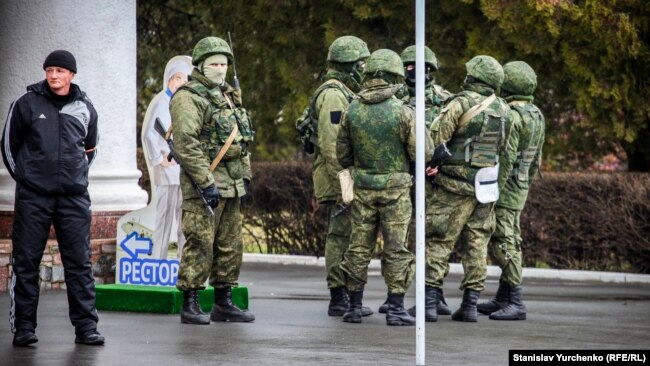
[241,179,252,207]
[202,184,220,208]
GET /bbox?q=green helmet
[364,49,405,77]
[502,61,537,96]
[465,55,504,89]
[400,45,439,70]
[327,36,371,63]
[191,37,233,66]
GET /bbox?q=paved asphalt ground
[1,262,649,366]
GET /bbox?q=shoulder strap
[209,125,239,172]
[459,94,496,125]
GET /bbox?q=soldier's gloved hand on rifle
[240,179,252,207]
[202,184,220,208]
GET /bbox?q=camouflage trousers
[426,186,496,291]
[341,187,414,294]
[176,197,243,291]
[488,206,523,286]
[324,202,352,289]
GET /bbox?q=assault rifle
[227,31,239,89]
[153,118,214,216]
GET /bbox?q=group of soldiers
[307,35,545,326]
[149,33,544,327]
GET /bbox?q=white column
[0,0,147,211]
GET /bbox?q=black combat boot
[477,281,510,315]
[330,287,373,317]
[437,288,452,315]
[451,289,480,322]
[328,286,348,316]
[386,293,415,326]
[211,287,255,322]
[407,286,441,322]
[342,290,363,323]
[489,285,526,320]
[181,290,210,324]
[378,299,389,314]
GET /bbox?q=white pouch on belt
[338,169,354,204]
[474,163,500,204]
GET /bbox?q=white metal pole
[415,0,426,365]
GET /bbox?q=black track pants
[10,183,98,334]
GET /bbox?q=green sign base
[96,284,248,314]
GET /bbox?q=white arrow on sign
[120,231,153,259]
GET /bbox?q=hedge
[245,162,650,274]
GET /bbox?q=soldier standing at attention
[310,36,373,318]
[337,49,434,326]
[424,55,516,322]
[377,45,454,317]
[478,61,545,321]
[171,37,255,324]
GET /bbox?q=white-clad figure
[141,55,192,260]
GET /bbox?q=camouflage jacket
[312,70,356,203]
[337,78,434,190]
[430,83,515,197]
[170,69,252,212]
[405,83,453,129]
[497,98,545,210]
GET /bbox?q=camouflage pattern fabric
[171,69,251,211]
[312,74,355,204]
[171,68,251,292]
[404,84,452,129]
[489,206,523,286]
[327,35,370,63]
[488,98,544,286]
[498,101,545,210]
[426,186,495,291]
[324,202,352,288]
[430,83,515,196]
[337,75,433,294]
[341,187,414,294]
[337,79,433,191]
[191,36,233,65]
[176,197,243,290]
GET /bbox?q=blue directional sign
[119,232,180,286]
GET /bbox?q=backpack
[295,80,354,154]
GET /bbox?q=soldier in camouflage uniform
[424,55,516,322]
[171,36,255,324]
[377,45,454,316]
[477,61,545,321]
[337,49,434,326]
[310,36,373,317]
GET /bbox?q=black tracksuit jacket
[1,80,100,334]
[2,80,98,195]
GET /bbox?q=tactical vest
[345,97,411,190]
[179,80,255,165]
[509,102,544,183]
[445,91,508,170]
[295,80,355,154]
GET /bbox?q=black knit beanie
[43,50,77,73]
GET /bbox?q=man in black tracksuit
[1,50,104,346]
